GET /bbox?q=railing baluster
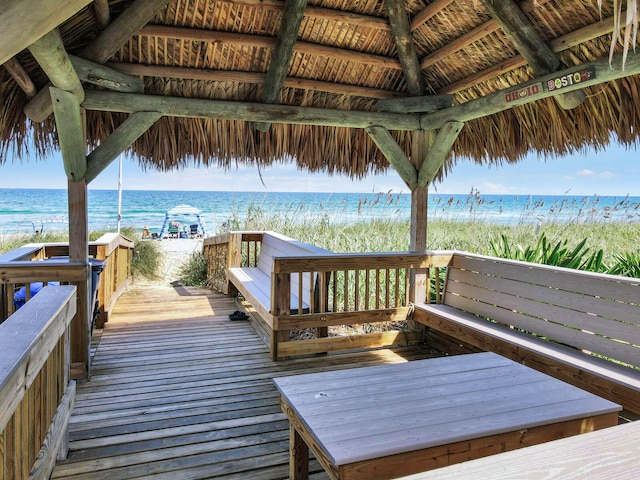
[375,269,381,310]
[298,271,303,315]
[354,269,360,311]
[394,268,400,307]
[343,270,349,312]
[435,267,442,304]
[365,269,370,310]
[384,269,390,308]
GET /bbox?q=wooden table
[273,352,621,480]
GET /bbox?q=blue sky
[0,141,638,196]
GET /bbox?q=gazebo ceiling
[0,0,638,182]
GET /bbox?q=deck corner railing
[0,285,77,480]
[203,231,263,293]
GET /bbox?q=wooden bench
[397,420,640,480]
[413,252,640,414]
[227,232,331,356]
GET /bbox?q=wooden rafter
[107,62,403,99]
[138,25,402,70]
[441,16,614,95]
[70,56,144,93]
[0,0,91,65]
[25,0,170,122]
[218,0,391,31]
[93,0,110,28]
[385,0,425,96]
[409,0,455,32]
[2,58,36,98]
[256,0,308,132]
[81,90,422,131]
[422,52,640,130]
[480,0,585,110]
[418,0,554,69]
[376,94,452,113]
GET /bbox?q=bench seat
[413,251,640,414]
[416,303,640,392]
[227,266,310,318]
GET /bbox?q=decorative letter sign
[547,67,595,92]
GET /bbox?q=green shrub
[131,239,161,279]
[489,233,606,272]
[607,251,640,278]
[179,252,208,286]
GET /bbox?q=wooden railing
[203,231,263,293]
[0,285,77,480]
[271,251,453,357]
[0,233,133,379]
[204,230,454,358]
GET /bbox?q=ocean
[1,188,639,237]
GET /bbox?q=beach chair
[168,222,180,238]
[189,224,199,237]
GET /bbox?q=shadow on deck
[53,285,438,479]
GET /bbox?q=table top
[273,352,621,466]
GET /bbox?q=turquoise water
[0,188,639,236]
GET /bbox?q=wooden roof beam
[256,0,307,132]
[139,25,402,70]
[409,0,455,32]
[3,58,37,98]
[25,0,168,122]
[480,0,585,110]
[376,94,452,113]
[86,111,162,183]
[386,0,426,96]
[0,0,91,65]
[93,0,110,28]
[441,16,615,94]
[366,126,417,190]
[421,52,640,131]
[81,90,422,131]
[418,0,553,69]
[217,0,391,31]
[107,62,404,99]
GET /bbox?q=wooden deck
[52,285,436,479]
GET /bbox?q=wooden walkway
[52,285,436,479]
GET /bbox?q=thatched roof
[1,0,639,181]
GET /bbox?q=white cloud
[599,171,616,178]
[576,169,595,176]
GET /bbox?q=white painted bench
[413,252,640,414]
[227,231,331,334]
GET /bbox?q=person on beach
[142,225,151,239]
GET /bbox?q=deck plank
[52,284,435,479]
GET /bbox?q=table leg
[290,424,309,480]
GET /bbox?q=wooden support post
[289,425,309,480]
[256,0,307,131]
[409,131,434,325]
[68,180,90,379]
[85,111,162,183]
[50,87,87,182]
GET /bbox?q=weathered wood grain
[51,285,434,479]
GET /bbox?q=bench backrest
[258,232,331,311]
[443,252,640,368]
